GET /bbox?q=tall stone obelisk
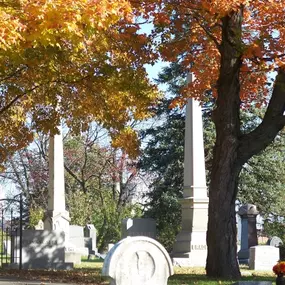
[172,73,209,267]
[44,126,70,242]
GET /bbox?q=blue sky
[145,61,169,91]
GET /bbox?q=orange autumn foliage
[133,0,285,105]
[0,0,160,162]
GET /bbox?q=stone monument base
[172,230,207,267]
[238,249,249,264]
[172,250,207,267]
[3,262,73,270]
[22,262,74,270]
[65,252,82,265]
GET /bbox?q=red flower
[273,262,285,276]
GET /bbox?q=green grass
[76,259,276,285]
[0,257,276,284]
[168,266,275,285]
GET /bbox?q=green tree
[1,125,143,249]
[140,64,285,254]
[64,130,143,251]
[140,100,184,252]
[239,131,285,219]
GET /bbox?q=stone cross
[172,73,209,267]
[44,125,70,241]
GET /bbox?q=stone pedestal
[172,197,208,266]
[171,73,209,267]
[237,204,259,264]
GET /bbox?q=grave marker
[84,224,97,254]
[102,236,173,285]
[121,218,156,239]
[20,230,73,269]
[44,126,70,240]
[171,73,209,267]
[249,245,279,271]
[267,236,283,247]
[238,204,259,264]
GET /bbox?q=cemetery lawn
[0,260,275,284]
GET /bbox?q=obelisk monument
[172,73,209,267]
[44,125,70,242]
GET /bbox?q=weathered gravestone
[65,225,89,264]
[237,204,259,264]
[267,236,283,247]
[121,218,156,239]
[69,225,84,248]
[102,236,174,285]
[108,243,114,251]
[84,224,97,255]
[249,245,279,271]
[35,219,44,230]
[69,225,88,255]
[19,230,73,269]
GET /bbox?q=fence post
[19,194,23,270]
[1,209,3,267]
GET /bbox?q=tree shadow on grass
[168,273,275,285]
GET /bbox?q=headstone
[69,225,84,248]
[249,245,279,271]
[84,224,97,254]
[108,243,114,251]
[69,225,89,257]
[171,73,209,267]
[102,236,174,285]
[19,230,73,269]
[35,219,44,230]
[267,236,283,247]
[44,126,70,241]
[237,204,259,264]
[121,218,156,239]
[42,126,82,268]
[65,251,82,265]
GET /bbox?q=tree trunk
[206,136,242,278]
[206,8,285,278]
[206,10,243,279]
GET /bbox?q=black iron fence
[0,194,23,269]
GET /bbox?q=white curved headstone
[102,236,174,285]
